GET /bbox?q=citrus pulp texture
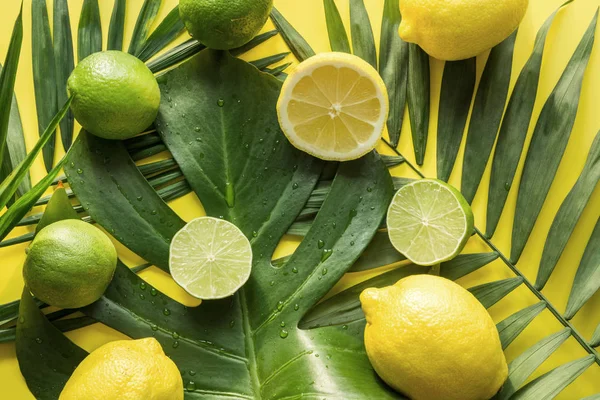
[399,0,529,60]
[67,50,160,140]
[23,219,117,309]
[387,179,474,266]
[277,52,389,161]
[360,275,508,400]
[179,0,273,50]
[59,338,183,400]
[169,217,253,300]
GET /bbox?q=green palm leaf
[486,1,573,237]
[77,0,102,61]
[136,6,185,62]
[349,0,377,68]
[128,0,161,56]
[496,302,546,350]
[0,98,72,211]
[460,32,516,203]
[467,277,523,309]
[20,49,397,398]
[31,0,57,171]
[436,58,476,182]
[107,0,126,51]
[511,355,595,400]
[64,131,185,270]
[537,130,600,290]
[496,328,571,399]
[0,154,69,241]
[270,7,315,61]
[0,10,29,201]
[379,0,408,148]
[53,0,75,150]
[16,288,87,400]
[511,10,597,263]
[323,0,350,53]
[6,2,600,398]
[564,219,600,320]
[406,44,429,165]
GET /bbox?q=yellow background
[1,0,600,398]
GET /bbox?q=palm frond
[349,0,377,68]
[486,0,574,237]
[269,3,600,396]
[31,0,57,171]
[460,31,516,203]
[436,58,476,182]
[0,6,26,199]
[378,0,408,148]
[406,44,429,165]
[53,0,75,150]
[2,1,599,398]
[538,130,600,291]
[77,0,102,61]
[323,0,351,53]
[511,10,597,263]
[136,6,185,62]
[107,0,126,51]
[128,0,161,56]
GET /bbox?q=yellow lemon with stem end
[360,275,508,400]
[59,338,183,400]
[277,52,389,161]
[398,0,529,60]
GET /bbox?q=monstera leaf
[17,49,397,398]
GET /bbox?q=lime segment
[169,217,252,299]
[386,179,474,266]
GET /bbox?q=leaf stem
[381,138,600,366]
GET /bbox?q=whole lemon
[179,0,273,50]
[67,51,160,140]
[360,275,507,400]
[398,0,528,60]
[60,338,183,400]
[23,219,117,309]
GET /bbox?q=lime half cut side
[169,217,253,300]
[386,179,474,266]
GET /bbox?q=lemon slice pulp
[277,52,388,161]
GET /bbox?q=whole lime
[23,220,118,309]
[67,51,160,140]
[179,0,273,50]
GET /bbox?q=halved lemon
[277,52,389,161]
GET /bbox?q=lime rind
[169,217,252,300]
[386,179,474,266]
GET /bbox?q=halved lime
[169,217,252,299]
[386,179,474,266]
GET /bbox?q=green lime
[67,51,160,140]
[23,220,118,309]
[169,217,252,299]
[179,0,273,50]
[386,179,474,266]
